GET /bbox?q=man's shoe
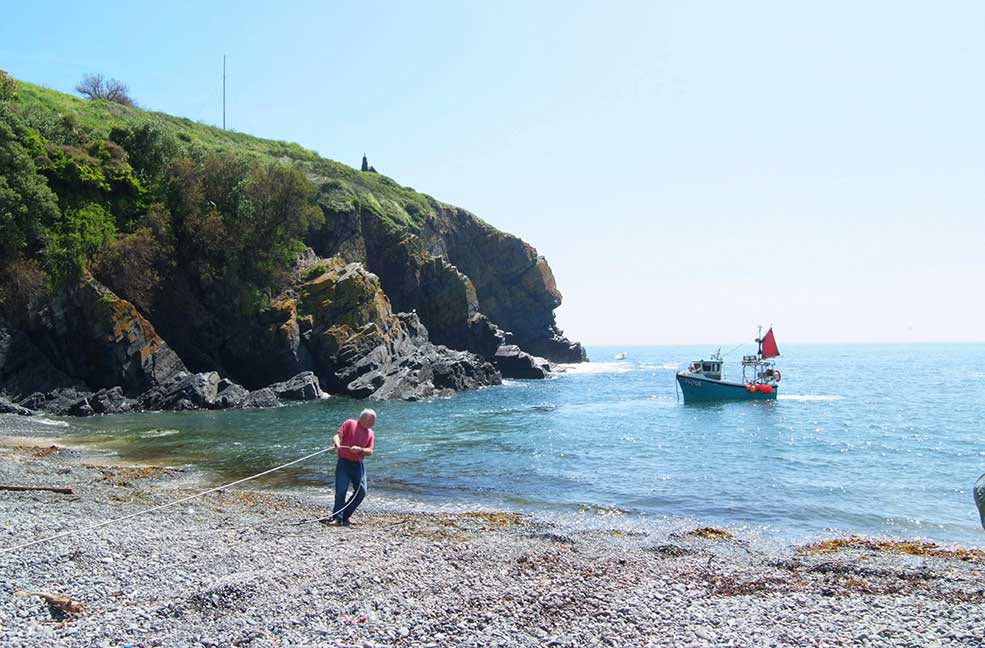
[342,519,352,527]
[320,518,343,527]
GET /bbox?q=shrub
[44,202,117,283]
[75,73,135,107]
[0,105,61,262]
[91,205,174,313]
[0,69,17,101]
[304,263,327,280]
[109,122,179,190]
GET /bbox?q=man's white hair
[359,408,377,420]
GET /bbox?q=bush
[304,263,327,280]
[110,122,179,190]
[44,202,117,283]
[0,105,61,262]
[75,73,135,107]
[0,69,16,101]
[92,214,172,314]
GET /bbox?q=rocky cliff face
[271,256,501,400]
[309,201,586,365]
[0,257,501,414]
[421,205,586,363]
[29,279,187,396]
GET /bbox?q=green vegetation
[0,72,447,323]
[12,78,439,227]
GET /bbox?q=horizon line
[578,339,985,347]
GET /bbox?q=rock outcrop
[310,202,585,365]
[31,279,187,396]
[492,345,551,380]
[0,396,35,416]
[295,257,501,400]
[421,206,586,363]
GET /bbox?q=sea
[4,344,984,548]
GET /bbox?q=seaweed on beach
[800,536,985,562]
[687,527,735,540]
[83,464,176,486]
[644,544,694,558]
[705,573,795,596]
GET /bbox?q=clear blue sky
[3,1,983,344]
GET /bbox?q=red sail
[761,328,780,358]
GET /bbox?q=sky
[3,1,983,345]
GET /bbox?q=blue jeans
[333,458,367,522]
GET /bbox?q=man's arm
[332,433,341,451]
[347,430,374,457]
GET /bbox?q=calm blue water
[4,344,985,546]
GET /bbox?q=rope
[0,445,368,554]
[720,341,747,357]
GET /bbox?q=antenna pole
[222,55,226,130]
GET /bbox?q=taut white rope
[0,446,352,554]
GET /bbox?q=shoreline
[2,428,982,553]
[2,442,984,646]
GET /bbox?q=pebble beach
[1,437,984,648]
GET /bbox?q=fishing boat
[614,352,628,360]
[676,327,781,403]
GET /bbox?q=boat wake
[778,394,844,402]
[139,428,181,438]
[33,417,70,428]
[556,362,633,375]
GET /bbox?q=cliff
[0,73,585,415]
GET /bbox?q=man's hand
[349,446,364,455]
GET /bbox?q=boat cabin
[688,358,723,380]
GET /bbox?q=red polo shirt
[337,419,374,462]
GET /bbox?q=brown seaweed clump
[688,527,735,540]
[801,536,985,562]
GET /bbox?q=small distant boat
[614,352,628,360]
[676,327,781,403]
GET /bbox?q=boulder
[0,396,35,416]
[493,345,551,379]
[215,378,249,409]
[89,386,134,414]
[66,397,95,417]
[518,325,587,364]
[241,388,280,409]
[19,387,93,415]
[139,371,220,411]
[269,371,323,401]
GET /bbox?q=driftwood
[14,590,85,615]
[0,484,74,494]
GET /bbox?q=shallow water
[3,343,984,546]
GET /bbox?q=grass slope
[14,80,441,231]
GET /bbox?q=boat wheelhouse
[676,328,782,403]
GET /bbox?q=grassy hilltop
[0,71,446,319]
[16,79,440,231]
[14,79,438,231]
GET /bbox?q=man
[330,408,376,526]
[976,473,985,531]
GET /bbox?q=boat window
[702,363,711,371]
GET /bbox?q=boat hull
[676,373,778,403]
